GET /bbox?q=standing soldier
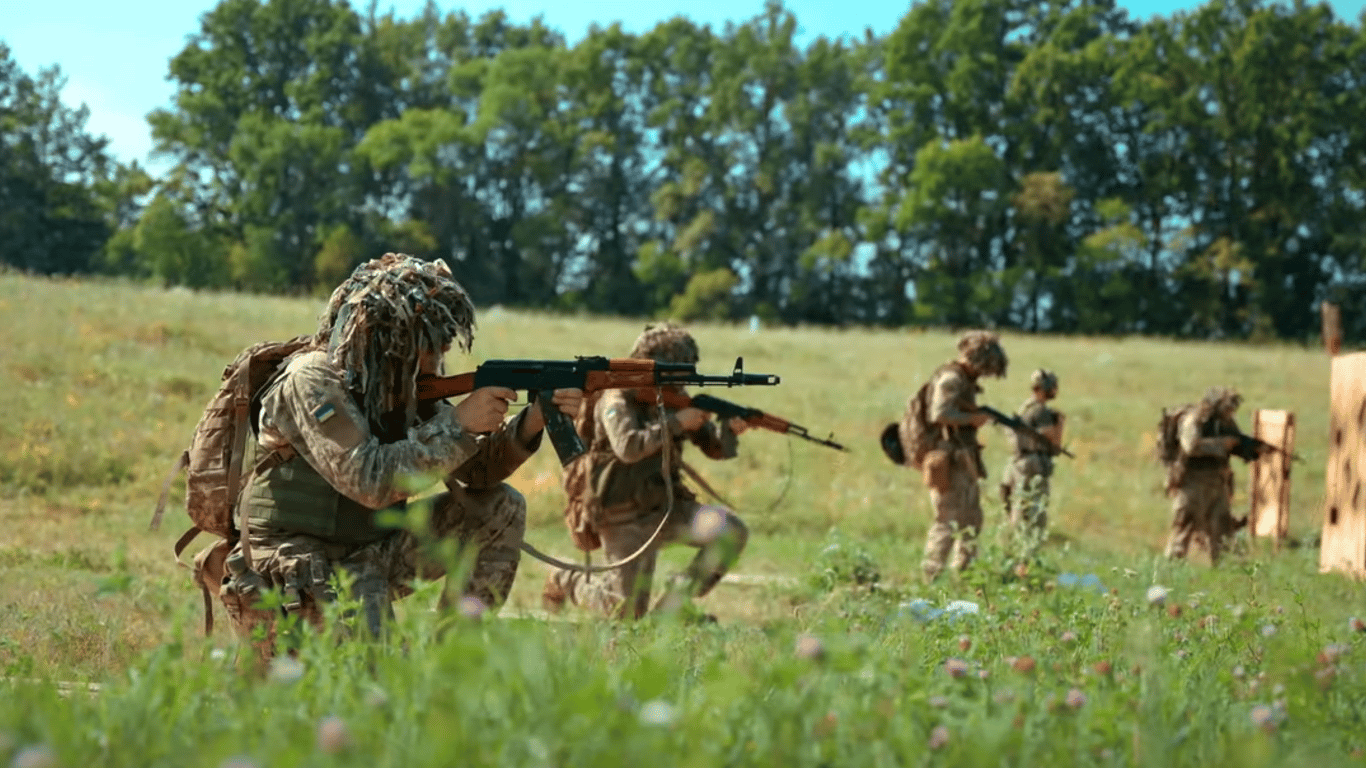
[999,369,1065,542]
[214,253,582,645]
[1158,387,1271,563]
[900,331,1009,582]
[541,322,750,621]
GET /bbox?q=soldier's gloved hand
[455,386,515,433]
[726,417,750,435]
[674,407,709,432]
[967,411,992,428]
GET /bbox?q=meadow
[1,271,1363,767]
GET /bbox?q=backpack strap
[225,364,253,568]
[148,450,190,532]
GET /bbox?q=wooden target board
[1320,352,1366,577]
[1248,409,1294,546]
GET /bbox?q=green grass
[1,272,1364,767]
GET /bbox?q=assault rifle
[416,356,780,465]
[641,389,848,451]
[978,405,1075,459]
[1232,433,1302,463]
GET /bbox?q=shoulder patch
[313,403,337,424]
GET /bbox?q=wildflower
[1065,688,1087,709]
[209,648,228,662]
[639,700,678,726]
[1146,585,1169,606]
[1167,604,1183,618]
[1011,656,1037,674]
[1315,666,1337,690]
[1060,630,1077,644]
[1261,624,1277,638]
[1174,649,1188,660]
[794,633,825,661]
[1250,704,1279,733]
[1319,643,1348,665]
[315,715,350,754]
[993,690,1016,704]
[11,746,56,768]
[1093,660,1112,677]
[928,695,950,709]
[958,634,972,652]
[978,669,990,680]
[1232,665,1246,680]
[944,658,970,678]
[928,725,951,750]
[459,596,486,620]
[1350,616,1365,633]
[812,712,838,738]
[268,656,304,684]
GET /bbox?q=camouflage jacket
[1009,398,1062,457]
[583,388,738,514]
[925,363,985,475]
[1176,408,1236,474]
[255,350,540,512]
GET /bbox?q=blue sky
[5,0,1365,167]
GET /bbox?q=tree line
[2,0,1363,341]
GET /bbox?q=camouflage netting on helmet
[1194,386,1242,424]
[630,322,699,364]
[1030,368,1058,393]
[957,330,1008,377]
[317,252,476,422]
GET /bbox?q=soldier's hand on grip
[455,386,515,433]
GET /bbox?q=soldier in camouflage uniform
[999,369,1064,540]
[1162,387,1269,564]
[216,253,582,645]
[541,323,750,621]
[912,331,1008,582]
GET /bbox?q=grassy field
[1,271,1363,767]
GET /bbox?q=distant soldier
[1158,387,1272,563]
[541,322,750,621]
[999,369,1065,540]
[900,331,1008,581]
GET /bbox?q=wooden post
[1248,409,1294,550]
[1321,302,1342,356]
[1320,352,1366,577]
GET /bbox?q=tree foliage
[3,0,1364,342]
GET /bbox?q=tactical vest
[242,453,393,544]
[1184,414,1234,473]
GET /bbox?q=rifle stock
[415,356,781,465]
[978,405,1074,459]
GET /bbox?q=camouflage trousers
[921,458,983,581]
[1001,453,1053,536]
[213,482,525,651]
[1164,469,1236,564]
[544,500,748,620]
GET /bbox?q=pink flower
[1065,688,1087,709]
[929,725,950,750]
[316,715,350,754]
[944,658,970,678]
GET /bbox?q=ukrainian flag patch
[313,403,337,424]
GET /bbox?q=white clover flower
[11,746,57,768]
[1260,624,1277,638]
[459,596,486,620]
[1146,585,1169,606]
[209,648,228,662]
[944,658,970,678]
[638,700,678,727]
[268,656,304,684]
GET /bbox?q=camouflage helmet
[630,321,699,364]
[1030,368,1058,394]
[956,330,1008,378]
[317,252,477,419]
[1200,386,1242,416]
